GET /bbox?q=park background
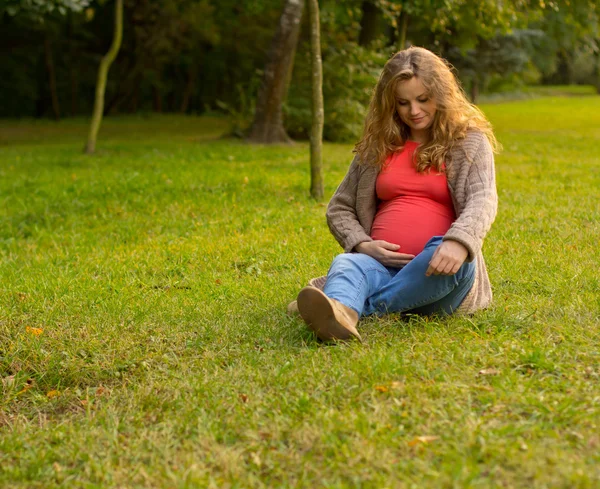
[1,0,600,488]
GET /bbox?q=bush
[571,46,599,87]
[286,42,387,142]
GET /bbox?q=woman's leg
[362,236,475,316]
[322,253,394,317]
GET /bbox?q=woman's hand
[425,240,468,276]
[355,240,415,268]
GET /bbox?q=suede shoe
[296,287,361,342]
[287,277,327,316]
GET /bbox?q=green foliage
[0,0,598,120]
[2,0,90,17]
[528,0,599,83]
[447,29,546,98]
[572,46,600,87]
[215,79,261,138]
[287,42,387,142]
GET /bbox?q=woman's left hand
[425,240,468,276]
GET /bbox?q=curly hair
[354,46,500,172]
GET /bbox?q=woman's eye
[397,101,408,106]
[418,98,429,103]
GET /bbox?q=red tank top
[370,141,456,256]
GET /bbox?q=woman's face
[394,76,437,142]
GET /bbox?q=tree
[531,0,599,88]
[247,0,305,143]
[308,0,324,200]
[1,0,90,18]
[2,0,91,120]
[85,0,123,154]
[447,30,544,102]
[358,1,384,47]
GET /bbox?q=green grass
[1,97,600,488]
[479,84,598,104]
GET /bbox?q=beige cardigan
[323,130,498,314]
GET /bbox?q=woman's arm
[326,156,374,253]
[443,134,498,262]
[326,157,415,266]
[425,135,496,276]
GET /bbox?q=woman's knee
[329,252,380,274]
[330,253,361,272]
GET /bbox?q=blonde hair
[354,46,500,172]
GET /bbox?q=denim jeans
[322,236,475,317]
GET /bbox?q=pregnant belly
[370,197,455,256]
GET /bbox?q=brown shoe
[286,277,326,316]
[296,287,361,342]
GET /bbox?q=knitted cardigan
[321,130,498,314]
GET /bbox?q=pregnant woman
[293,46,499,342]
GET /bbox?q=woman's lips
[411,116,425,123]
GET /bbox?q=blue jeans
[323,236,475,317]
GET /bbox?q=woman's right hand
[354,240,415,267]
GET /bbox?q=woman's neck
[409,129,430,143]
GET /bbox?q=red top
[370,141,456,256]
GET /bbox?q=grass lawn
[1,96,599,488]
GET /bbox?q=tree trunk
[396,11,409,51]
[594,43,600,94]
[153,81,163,113]
[85,0,123,154]
[556,50,574,85]
[70,64,79,116]
[247,0,304,144]
[35,53,47,118]
[308,0,324,201]
[68,12,79,116]
[130,74,141,112]
[358,1,383,47]
[180,66,196,113]
[44,33,60,121]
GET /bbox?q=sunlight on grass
[1,97,599,488]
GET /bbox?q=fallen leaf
[258,431,272,440]
[239,394,249,403]
[408,435,439,447]
[17,378,35,395]
[47,390,60,399]
[390,381,404,390]
[26,326,43,336]
[479,368,500,376]
[375,385,389,393]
